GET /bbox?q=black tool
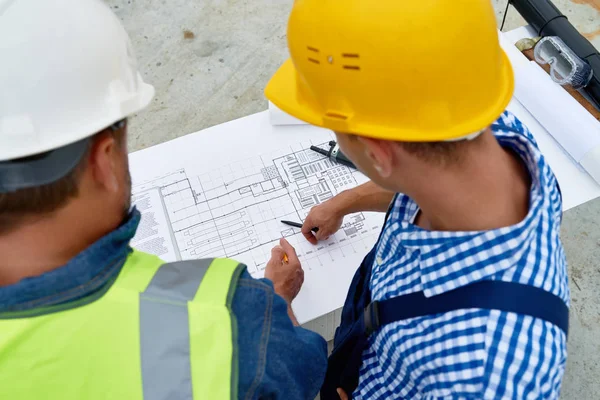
[511,0,600,109]
[281,220,319,232]
[310,141,357,169]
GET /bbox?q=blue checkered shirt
[356,111,569,399]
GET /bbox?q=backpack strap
[364,280,569,337]
[327,280,569,399]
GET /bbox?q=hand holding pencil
[265,238,304,304]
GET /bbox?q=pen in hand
[280,220,319,232]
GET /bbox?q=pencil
[283,253,289,263]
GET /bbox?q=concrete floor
[108,0,600,397]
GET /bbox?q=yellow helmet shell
[266,0,514,141]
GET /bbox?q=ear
[356,136,395,178]
[87,132,121,193]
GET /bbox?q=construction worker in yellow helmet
[266,0,569,399]
[0,0,328,398]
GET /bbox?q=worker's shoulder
[492,109,562,207]
[492,110,539,147]
[236,268,272,286]
[229,266,278,316]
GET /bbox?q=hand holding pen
[281,202,344,245]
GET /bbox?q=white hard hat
[0,0,154,192]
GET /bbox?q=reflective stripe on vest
[140,257,242,400]
[0,250,244,400]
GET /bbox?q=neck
[0,202,122,286]
[409,132,531,232]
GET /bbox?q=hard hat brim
[0,79,154,193]
[265,53,515,141]
[0,137,90,193]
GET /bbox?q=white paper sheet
[129,111,385,324]
[268,101,307,126]
[506,98,600,210]
[130,188,179,261]
[581,146,600,183]
[499,31,600,186]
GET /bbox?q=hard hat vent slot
[342,53,360,70]
[325,112,348,120]
[307,47,321,64]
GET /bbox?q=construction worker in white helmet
[266,0,570,399]
[0,0,328,399]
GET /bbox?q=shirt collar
[0,208,141,311]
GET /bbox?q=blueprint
[129,112,385,323]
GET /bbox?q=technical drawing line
[156,188,182,260]
[171,193,291,230]
[129,130,386,325]
[194,175,227,256]
[133,141,376,266]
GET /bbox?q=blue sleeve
[231,269,328,400]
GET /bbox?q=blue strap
[365,280,569,337]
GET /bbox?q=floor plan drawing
[131,142,382,277]
[128,112,385,323]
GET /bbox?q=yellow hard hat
[265,0,514,141]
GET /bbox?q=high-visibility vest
[0,250,245,400]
